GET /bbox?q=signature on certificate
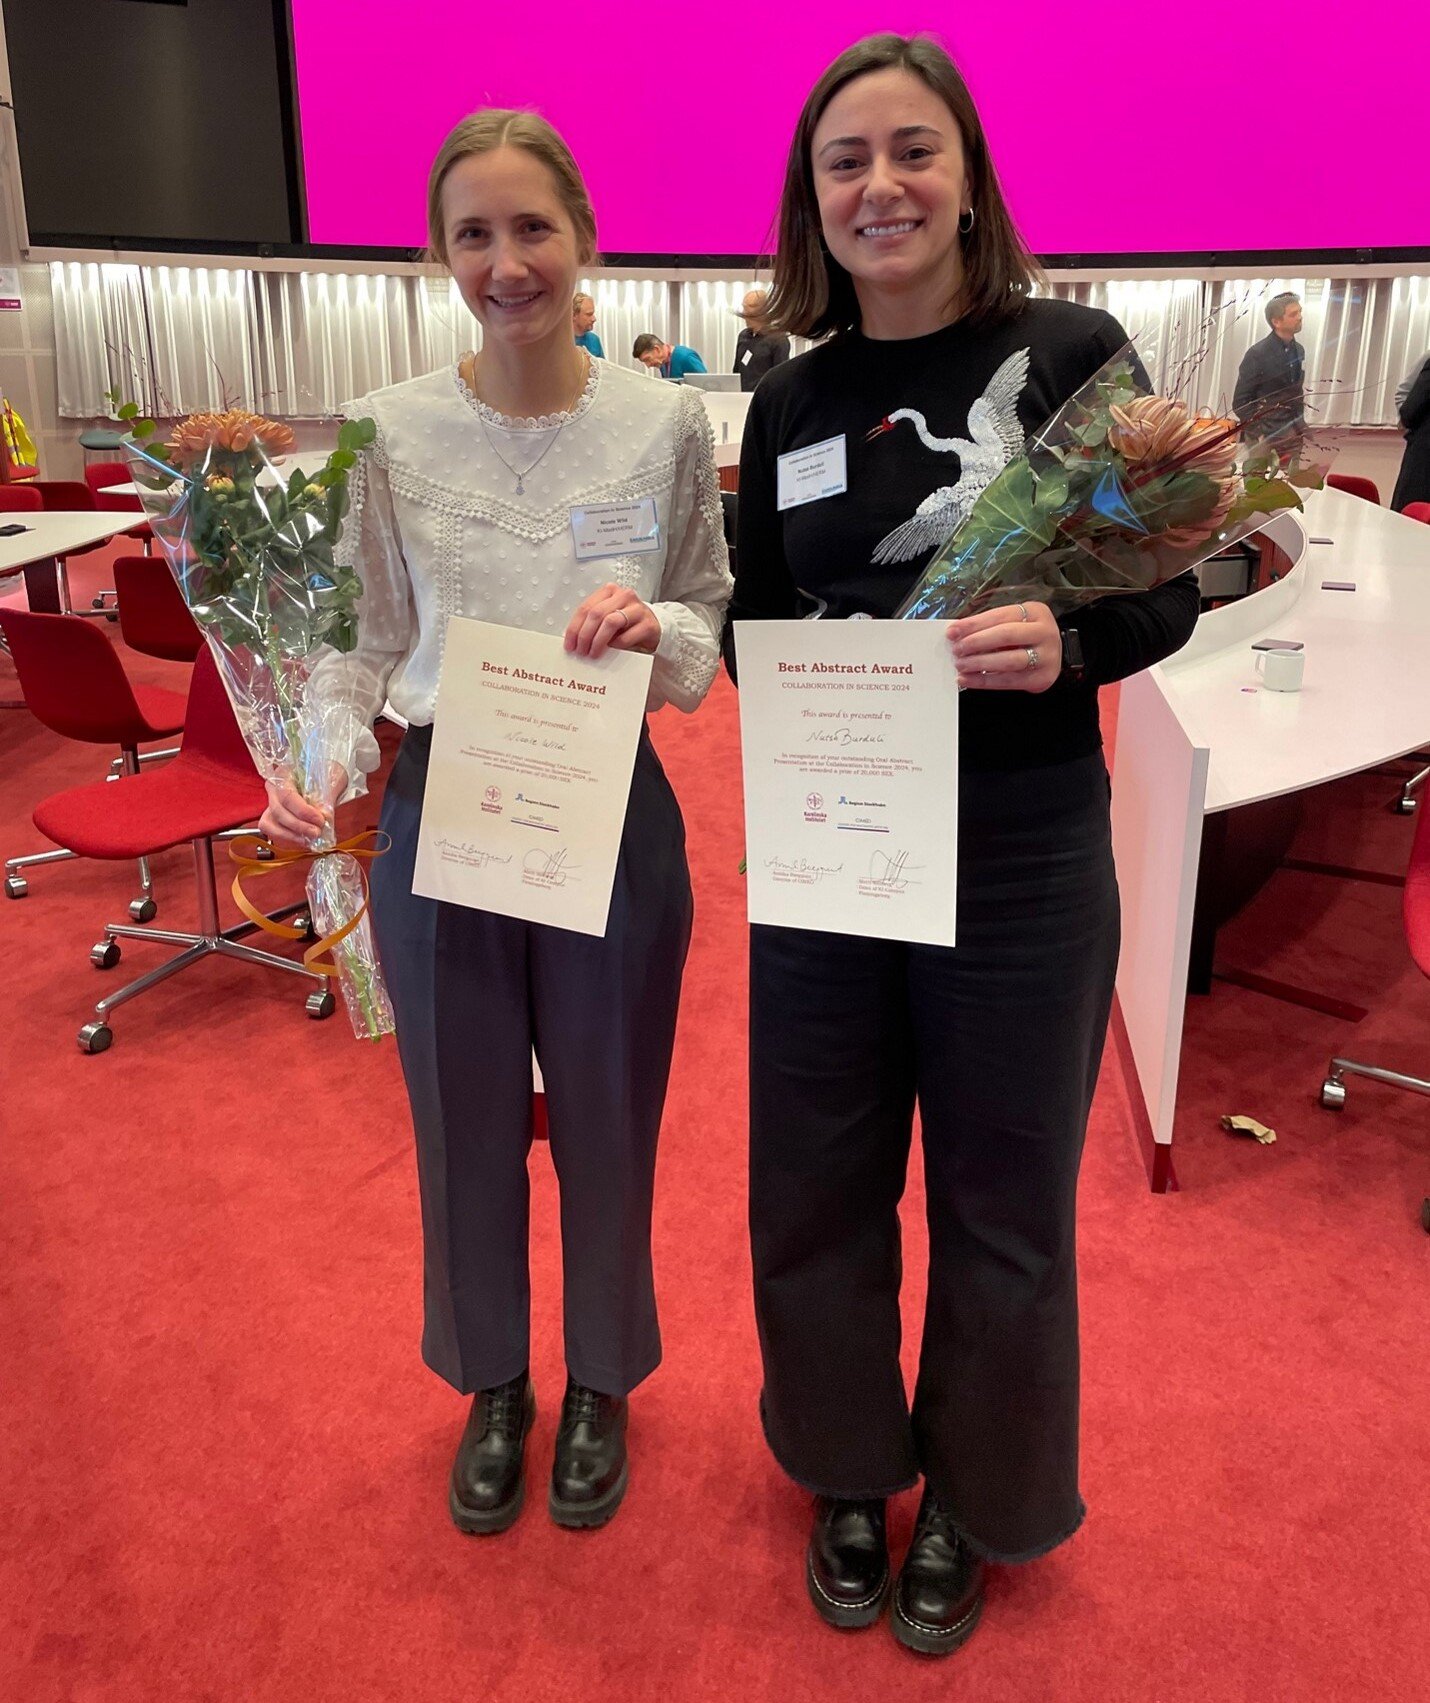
[433,838,513,870]
[867,849,922,891]
[765,855,844,881]
[523,846,580,885]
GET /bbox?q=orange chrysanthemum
[168,408,296,463]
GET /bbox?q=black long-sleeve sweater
[724,297,1201,771]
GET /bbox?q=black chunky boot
[548,1378,629,1529]
[806,1497,891,1629]
[449,1373,535,1535]
[890,1491,986,1656]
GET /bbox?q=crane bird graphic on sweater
[865,346,1031,565]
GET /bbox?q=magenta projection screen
[292,2,1428,257]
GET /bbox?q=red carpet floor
[3,546,1428,1702]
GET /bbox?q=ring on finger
[1025,646,1040,671]
[1017,602,1030,622]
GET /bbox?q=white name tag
[777,435,848,512]
[740,348,753,367]
[570,497,660,561]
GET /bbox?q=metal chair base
[1321,1057,1430,1107]
[77,836,334,1051]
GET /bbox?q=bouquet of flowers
[117,399,395,1040]
[895,345,1331,622]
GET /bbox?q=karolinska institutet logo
[481,785,503,815]
[803,791,827,824]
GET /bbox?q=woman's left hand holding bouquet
[258,763,350,850]
[948,601,1062,694]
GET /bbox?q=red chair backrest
[0,485,42,511]
[84,460,142,513]
[0,609,155,745]
[113,555,202,662]
[1327,474,1381,505]
[1402,502,1430,526]
[32,480,97,513]
[179,641,263,779]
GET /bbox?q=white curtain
[51,262,152,415]
[144,266,258,414]
[1041,278,1207,396]
[577,276,670,370]
[51,260,1430,427]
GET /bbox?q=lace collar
[453,353,601,431]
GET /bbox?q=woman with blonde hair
[261,109,730,1534]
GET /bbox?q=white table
[1110,489,1430,1188]
[0,512,151,614]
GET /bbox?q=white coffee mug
[1254,647,1305,692]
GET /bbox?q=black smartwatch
[1059,626,1086,683]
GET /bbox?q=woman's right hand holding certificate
[564,582,661,660]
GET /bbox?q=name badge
[777,435,847,512]
[740,348,753,367]
[570,497,660,561]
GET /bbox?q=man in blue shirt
[573,292,604,358]
[632,334,706,380]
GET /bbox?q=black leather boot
[448,1373,535,1535]
[891,1491,986,1656]
[548,1379,629,1529]
[806,1497,891,1629]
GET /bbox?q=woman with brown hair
[261,110,731,1534]
[725,34,1198,1654]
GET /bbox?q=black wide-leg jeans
[749,753,1119,1563]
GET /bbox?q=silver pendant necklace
[473,355,589,496]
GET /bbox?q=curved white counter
[1110,489,1430,1189]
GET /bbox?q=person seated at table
[632,335,707,380]
[573,291,604,357]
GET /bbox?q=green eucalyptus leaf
[117,401,140,421]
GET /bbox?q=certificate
[413,618,653,936]
[734,620,959,946]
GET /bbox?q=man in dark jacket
[733,290,791,392]
[1233,292,1306,447]
[1391,354,1430,512]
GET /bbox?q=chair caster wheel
[1422,1198,1430,1235]
[5,875,27,899]
[254,843,275,862]
[91,595,107,610]
[295,914,315,941]
[78,1021,113,1054]
[1320,1078,1347,1110]
[1392,797,1417,815]
[129,896,157,923]
[91,940,121,970]
[305,988,336,1020]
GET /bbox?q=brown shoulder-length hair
[764,34,1042,340]
[426,109,598,268]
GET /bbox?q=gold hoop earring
[958,206,975,235]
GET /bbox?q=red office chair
[113,554,201,663]
[1403,502,1430,525]
[1326,473,1381,505]
[0,487,43,655]
[84,460,153,555]
[32,479,127,618]
[1320,800,1430,1231]
[0,608,186,917]
[27,642,331,1052]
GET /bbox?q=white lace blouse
[323,357,733,796]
